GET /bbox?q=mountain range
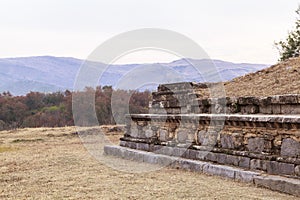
[0,56,269,95]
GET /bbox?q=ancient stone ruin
[105,82,300,196]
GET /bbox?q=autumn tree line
[0,86,151,130]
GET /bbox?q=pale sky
[0,0,299,64]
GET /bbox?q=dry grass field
[224,57,300,97]
[196,57,300,98]
[0,126,297,199]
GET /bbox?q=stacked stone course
[105,81,300,196]
[121,82,300,179]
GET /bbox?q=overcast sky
[0,0,299,64]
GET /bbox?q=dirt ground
[0,126,297,199]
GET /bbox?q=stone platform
[104,82,300,196]
[122,113,300,178]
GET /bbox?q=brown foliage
[0,87,151,129]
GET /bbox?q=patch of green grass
[11,138,44,143]
[0,146,15,153]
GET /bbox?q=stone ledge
[254,175,300,197]
[120,138,300,166]
[128,113,300,124]
[104,145,300,197]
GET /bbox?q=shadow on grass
[11,138,44,143]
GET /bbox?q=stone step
[104,145,300,197]
[128,113,300,124]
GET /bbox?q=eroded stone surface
[177,129,188,143]
[221,133,243,150]
[250,159,267,171]
[266,161,295,176]
[159,129,168,142]
[247,138,265,153]
[118,82,300,196]
[295,165,300,176]
[281,138,300,158]
[254,175,300,197]
[203,164,235,179]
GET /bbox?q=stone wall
[151,82,300,115]
[120,82,300,179]
[121,114,300,178]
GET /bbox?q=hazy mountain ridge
[0,56,269,95]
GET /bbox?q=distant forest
[0,86,151,130]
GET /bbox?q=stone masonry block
[225,154,240,166]
[238,96,259,105]
[250,159,267,171]
[266,161,295,176]
[172,147,187,158]
[295,165,300,177]
[156,146,173,156]
[119,140,127,147]
[216,153,227,164]
[124,149,137,160]
[247,137,272,153]
[197,130,206,145]
[127,141,137,149]
[254,175,300,197]
[177,129,188,143]
[136,143,150,151]
[159,129,169,142]
[220,133,244,150]
[280,105,300,114]
[203,164,235,179]
[259,105,272,114]
[241,105,259,114]
[238,157,250,169]
[130,127,139,138]
[156,154,175,166]
[132,151,144,162]
[235,170,260,183]
[145,129,155,138]
[281,138,300,157]
[188,149,198,160]
[271,105,281,114]
[205,152,217,162]
[195,151,210,161]
[143,152,158,164]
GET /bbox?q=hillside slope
[224,57,300,97]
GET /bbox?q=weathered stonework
[150,82,300,115]
[109,82,300,196]
[104,145,300,197]
[281,138,300,157]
